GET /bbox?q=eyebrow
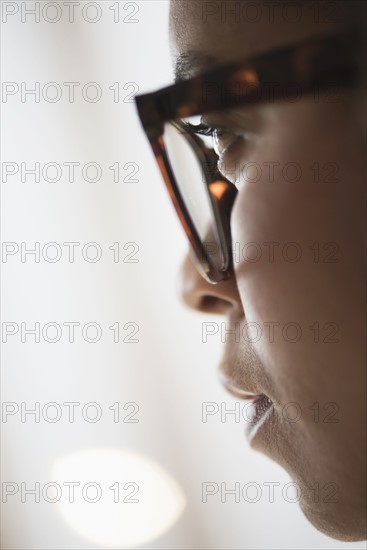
[174,50,222,82]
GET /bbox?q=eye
[212,128,239,158]
[181,121,241,160]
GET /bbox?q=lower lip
[245,395,273,442]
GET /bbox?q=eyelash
[181,120,250,167]
[181,121,223,138]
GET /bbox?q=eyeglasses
[134,29,362,284]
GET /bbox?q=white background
[1,1,366,548]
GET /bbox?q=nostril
[200,295,229,315]
[178,253,243,316]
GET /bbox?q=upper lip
[220,375,265,401]
[218,312,270,402]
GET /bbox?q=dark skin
[170,0,366,541]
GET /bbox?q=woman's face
[170,0,366,541]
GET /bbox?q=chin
[299,495,367,542]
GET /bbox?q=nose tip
[177,250,243,316]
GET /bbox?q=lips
[218,326,274,443]
[221,376,274,441]
[245,395,273,441]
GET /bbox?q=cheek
[230,130,366,519]
[231,160,315,402]
[229,115,364,407]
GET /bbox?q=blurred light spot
[52,448,186,548]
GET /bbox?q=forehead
[169,0,347,80]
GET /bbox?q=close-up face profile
[3,1,366,548]
[167,0,366,542]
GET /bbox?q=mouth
[218,335,275,445]
[221,379,274,442]
[244,394,273,442]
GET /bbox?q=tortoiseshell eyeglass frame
[134,28,362,284]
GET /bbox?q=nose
[178,250,244,316]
